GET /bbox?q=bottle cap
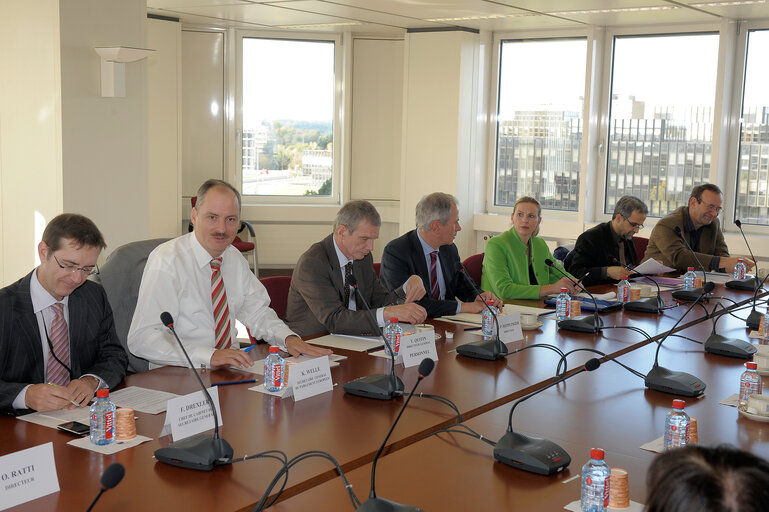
[589,448,605,460]
[672,399,685,409]
[621,275,628,280]
[389,317,399,323]
[269,346,280,353]
[560,287,568,293]
[747,361,758,370]
[96,389,109,398]
[687,267,694,271]
[738,258,744,262]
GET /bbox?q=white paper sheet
[18,408,91,429]
[634,259,676,275]
[110,386,180,415]
[67,435,153,454]
[307,334,383,351]
[239,354,347,375]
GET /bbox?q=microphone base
[557,315,603,334]
[747,309,762,330]
[456,338,508,360]
[645,365,706,397]
[704,333,757,359]
[622,296,664,314]
[356,497,423,511]
[343,374,405,400]
[672,288,711,302]
[493,431,571,475]
[154,434,233,471]
[725,277,760,291]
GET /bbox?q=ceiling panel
[148,0,251,8]
[267,1,447,29]
[159,2,350,26]
[672,1,769,21]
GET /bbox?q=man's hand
[383,303,427,325]
[403,275,426,303]
[25,383,75,412]
[721,257,756,273]
[285,336,333,357]
[66,377,98,407]
[210,348,254,369]
[606,266,629,281]
[478,291,503,309]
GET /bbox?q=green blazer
[481,229,572,300]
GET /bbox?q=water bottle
[664,399,690,450]
[683,267,696,290]
[555,288,571,321]
[384,317,403,357]
[89,388,116,445]
[740,361,762,407]
[617,276,631,303]
[580,448,611,512]
[264,346,285,392]
[734,258,747,280]
[763,306,769,339]
[481,304,498,337]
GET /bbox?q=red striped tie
[46,303,70,385]
[430,251,440,300]
[210,258,232,350]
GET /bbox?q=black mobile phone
[57,421,90,436]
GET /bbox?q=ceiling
[147,0,769,35]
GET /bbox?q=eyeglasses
[622,215,644,230]
[697,199,723,214]
[53,254,100,276]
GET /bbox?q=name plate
[399,331,439,368]
[0,443,59,511]
[498,312,524,344]
[289,356,334,401]
[162,387,223,442]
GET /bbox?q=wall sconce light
[94,46,155,98]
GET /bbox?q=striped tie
[46,303,70,386]
[210,258,233,349]
[430,251,440,300]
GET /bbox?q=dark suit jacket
[286,234,403,337]
[0,272,128,415]
[380,230,478,318]
[567,222,638,286]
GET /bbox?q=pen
[212,379,257,387]
[48,382,81,407]
[242,345,256,353]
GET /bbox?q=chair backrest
[563,249,576,271]
[373,262,381,277]
[92,238,170,374]
[633,236,649,262]
[260,275,292,320]
[462,253,484,287]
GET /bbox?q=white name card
[0,442,59,511]
[498,312,524,344]
[399,331,439,368]
[289,356,334,402]
[162,387,223,442]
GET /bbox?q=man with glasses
[0,214,127,414]
[644,184,752,273]
[567,196,649,285]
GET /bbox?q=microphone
[703,302,756,359]
[671,226,711,302]
[357,358,434,511]
[545,259,603,333]
[342,275,405,400]
[610,257,664,314]
[154,312,234,470]
[85,463,125,512]
[493,358,601,475]
[726,219,761,291]
[746,271,769,330]
[645,282,713,397]
[453,261,508,360]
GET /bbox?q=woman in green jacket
[481,197,577,300]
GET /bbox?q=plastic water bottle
[664,399,690,450]
[89,389,116,445]
[683,267,696,290]
[734,258,747,280]
[617,276,631,303]
[763,306,769,338]
[740,361,762,407]
[580,448,611,512]
[481,304,498,337]
[264,346,285,392]
[384,317,403,357]
[555,288,571,321]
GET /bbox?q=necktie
[343,262,354,308]
[618,241,627,267]
[430,251,440,300]
[47,303,70,385]
[210,258,233,349]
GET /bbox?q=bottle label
[393,332,400,354]
[271,362,283,388]
[619,285,629,302]
[603,474,611,507]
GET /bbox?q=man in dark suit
[286,200,427,337]
[380,192,501,318]
[0,214,127,415]
[567,195,648,286]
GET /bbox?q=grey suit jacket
[286,234,403,337]
[0,272,128,415]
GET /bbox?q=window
[241,37,336,197]
[605,33,719,217]
[493,38,587,211]
[735,29,769,225]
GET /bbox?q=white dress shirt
[128,233,296,368]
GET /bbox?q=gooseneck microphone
[746,271,769,329]
[342,275,405,400]
[453,262,508,360]
[85,463,125,512]
[154,312,234,470]
[493,358,601,475]
[545,259,603,333]
[727,219,761,291]
[704,302,756,359]
[671,226,710,302]
[610,257,664,314]
[645,282,713,397]
[357,358,434,512]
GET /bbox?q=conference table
[2,282,766,511]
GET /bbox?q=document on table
[239,354,347,375]
[109,386,179,414]
[18,408,91,429]
[443,304,551,325]
[634,259,676,275]
[308,333,383,351]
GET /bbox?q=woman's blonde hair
[513,196,542,237]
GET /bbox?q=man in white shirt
[128,179,330,368]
